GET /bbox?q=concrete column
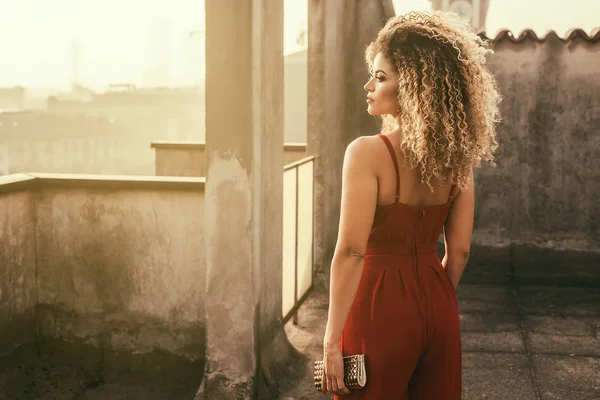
[431,0,490,33]
[197,0,293,399]
[307,0,394,289]
[307,0,326,288]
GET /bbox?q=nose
[364,77,375,92]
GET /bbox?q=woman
[320,11,501,399]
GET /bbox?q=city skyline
[0,0,597,89]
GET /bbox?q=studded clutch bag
[314,354,366,392]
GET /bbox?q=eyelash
[372,75,384,82]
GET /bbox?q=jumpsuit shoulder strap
[377,134,400,202]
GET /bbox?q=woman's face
[364,53,399,117]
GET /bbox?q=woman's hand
[321,345,351,396]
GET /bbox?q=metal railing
[282,156,315,324]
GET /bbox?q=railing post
[293,166,300,325]
[282,156,315,324]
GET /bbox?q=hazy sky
[0,0,597,89]
[392,0,599,35]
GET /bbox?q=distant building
[0,110,128,175]
[46,83,95,106]
[0,86,25,113]
[1,47,306,176]
[43,84,205,174]
[429,0,489,32]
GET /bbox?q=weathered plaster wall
[34,185,205,360]
[152,142,206,177]
[283,144,308,166]
[475,34,600,250]
[0,184,37,356]
[0,174,206,363]
[0,174,206,397]
[308,0,394,288]
[199,0,291,398]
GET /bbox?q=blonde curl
[366,11,502,192]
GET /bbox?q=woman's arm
[442,168,475,288]
[323,136,379,350]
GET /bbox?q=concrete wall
[308,0,395,288]
[152,142,206,177]
[0,174,206,362]
[284,143,308,165]
[152,141,307,177]
[474,34,600,250]
[0,177,37,356]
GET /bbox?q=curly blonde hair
[366,11,501,192]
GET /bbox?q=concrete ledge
[151,141,206,150]
[283,143,307,151]
[0,173,37,194]
[150,141,307,151]
[0,173,205,194]
[151,141,308,177]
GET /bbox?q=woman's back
[375,130,457,208]
[371,131,475,267]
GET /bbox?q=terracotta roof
[479,28,600,44]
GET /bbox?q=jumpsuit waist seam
[365,245,437,256]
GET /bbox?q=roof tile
[479,28,600,44]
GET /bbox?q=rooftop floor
[280,244,600,400]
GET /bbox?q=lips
[366,96,374,103]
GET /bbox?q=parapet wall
[0,174,206,361]
[473,30,600,250]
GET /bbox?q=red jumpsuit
[336,134,461,399]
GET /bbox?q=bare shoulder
[344,135,384,166]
